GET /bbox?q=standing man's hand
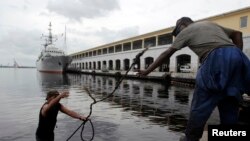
[137,47,177,78]
[137,70,148,77]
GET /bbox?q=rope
[66,47,148,141]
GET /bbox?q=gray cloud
[94,26,139,44]
[46,0,120,21]
[0,28,43,66]
[68,26,139,46]
[64,26,139,54]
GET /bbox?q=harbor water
[0,68,219,141]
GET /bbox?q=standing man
[36,90,86,141]
[138,17,250,141]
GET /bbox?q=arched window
[109,60,113,70]
[124,59,130,70]
[115,60,121,70]
[176,54,191,73]
[145,57,154,69]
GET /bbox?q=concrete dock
[67,69,196,87]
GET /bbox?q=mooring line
[66,47,148,141]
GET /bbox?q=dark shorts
[36,135,54,141]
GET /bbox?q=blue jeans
[184,46,250,141]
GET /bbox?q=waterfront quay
[67,69,196,87]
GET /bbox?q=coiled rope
[66,47,148,141]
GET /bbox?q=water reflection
[37,72,70,92]
[68,74,195,132]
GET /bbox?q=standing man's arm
[138,47,177,76]
[221,25,243,50]
[229,31,243,50]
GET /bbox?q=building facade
[70,7,250,75]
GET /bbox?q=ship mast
[41,22,57,46]
[41,22,60,51]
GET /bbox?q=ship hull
[36,56,72,73]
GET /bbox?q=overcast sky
[1,0,250,66]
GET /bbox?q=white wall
[72,35,250,73]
